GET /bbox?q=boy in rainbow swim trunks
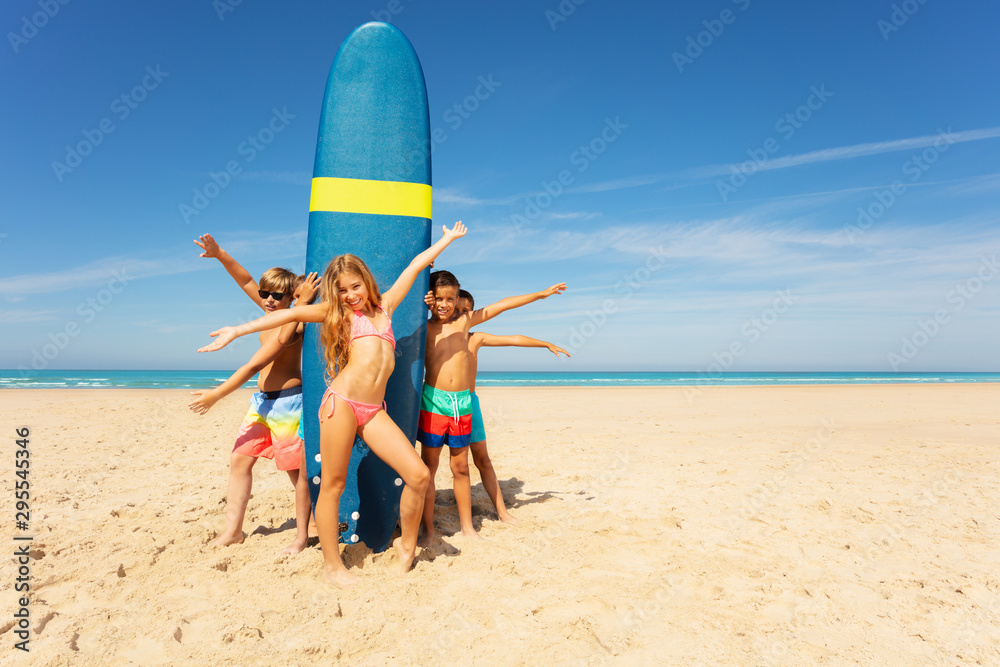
[418,270,566,544]
[189,234,319,555]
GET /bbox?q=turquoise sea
[1,370,998,389]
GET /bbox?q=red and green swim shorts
[416,384,472,449]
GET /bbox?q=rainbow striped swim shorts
[233,386,303,471]
[416,384,472,449]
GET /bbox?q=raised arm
[194,233,262,308]
[188,335,291,414]
[294,272,320,306]
[199,302,327,353]
[381,222,467,315]
[467,282,566,327]
[473,332,570,357]
[278,272,321,345]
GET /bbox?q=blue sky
[2,0,998,372]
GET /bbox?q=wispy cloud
[544,211,602,221]
[435,187,490,206]
[0,309,58,323]
[569,125,1000,195]
[0,231,307,295]
[931,172,1000,197]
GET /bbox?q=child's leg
[280,465,311,555]
[449,446,480,538]
[213,452,257,546]
[419,444,443,544]
[316,396,361,587]
[361,412,430,573]
[470,440,517,525]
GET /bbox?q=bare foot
[417,530,435,549]
[394,537,416,574]
[211,531,245,547]
[497,512,520,526]
[280,537,308,556]
[322,564,360,588]
[458,528,483,540]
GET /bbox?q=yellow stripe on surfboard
[310,177,432,218]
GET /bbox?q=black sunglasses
[258,290,290,301]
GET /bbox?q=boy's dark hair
[458,289,474,309]
[429,270,460,291]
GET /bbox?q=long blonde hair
[319,254,383,381]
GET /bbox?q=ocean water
[1,370,998,389]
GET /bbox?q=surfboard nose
[315,21,430,184]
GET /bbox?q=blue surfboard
[302,22,431,553]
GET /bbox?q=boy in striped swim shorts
[418,270,566,544]
[189,234,318,555]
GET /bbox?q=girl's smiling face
[336,272,369,310]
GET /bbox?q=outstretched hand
[198,326,237,353]
[442,221,467,241]
[540,283,567,299]
[188,389,219,415]
[548,344,570,357]
[295,272,321,305]
[194,234,221,258]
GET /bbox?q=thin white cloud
[544,211,602,221]
[434,187,489,206]
[569,125,1000,195]
[0,309,58,323]
[932,172,1000,197]
[0,231,307,295]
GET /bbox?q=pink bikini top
[350,305,396,349]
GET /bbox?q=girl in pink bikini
[200,222,467,586]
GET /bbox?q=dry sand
[1,384,998,665]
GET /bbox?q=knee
[320,471,346,496]
[471,450,491,469]
[230,453,255,473]
[409,464,430,492]
[450,455,470,477]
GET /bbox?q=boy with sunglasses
[190,234,319,555]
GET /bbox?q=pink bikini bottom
[319,387,385,427]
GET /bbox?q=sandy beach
[2,384,998,665]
